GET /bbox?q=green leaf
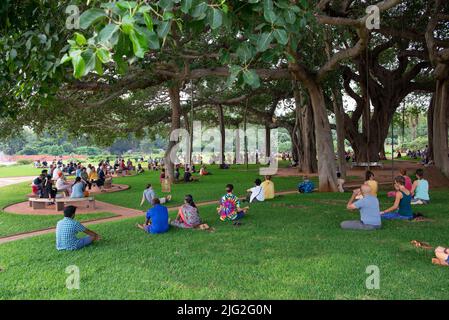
[157,20,171,39]
[95,56,104,75]
[148,31,160,50]
[158,0,174,10]
[181,0,193,13]
[60,53,71,65]
[98,24,120,46]
[264,9,277,24]
[209,8,223,30]
[227,65,242,87]
[74,32,87,46]
[191,2,207,19]
[236,43,253,63]
[79,9,107,30]
[143,12,154,31]
[96,48,112,63]
[129,30,148,58]
[273,28,288,45]
[69,50,85,79]
[121,15,135,34]
[243,69,260,89]
[81,49,96,76]
[9,49,17,60]
[256,32,273,52]
[284,10,296,24]
[116,1,138,10]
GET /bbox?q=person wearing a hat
[56,206,101,251]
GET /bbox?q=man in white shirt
[52,166,62,181]
[246,178,265,203]
[56,172,71,196]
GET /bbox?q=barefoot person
[170,195,202,229]
[411,241,449,267]
[217,184,248,222]
[139,184,171,207]
[137,198,169,234]
[56,206,101,251]
[381,176,413,220]
[342,184,381,230]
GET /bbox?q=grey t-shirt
[354,195,381,226]
[143,188,156,205]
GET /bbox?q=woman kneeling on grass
[170,195,202,229]
[381,176,413,220]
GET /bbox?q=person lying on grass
[137,198,169,234]
[245,178,265,203]
[56,205,101,251]
[342,184,381,231]
[170,195,202,229]
[261,175,275,200]
[217,184,249,223]
[411,241,449,267]
[381,176,413,220]
[140,184,171,207]
[411,168,430,205]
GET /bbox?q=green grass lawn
[1,191,449,299]
[0,164,41,178]
[0,182,117,237]
[96,164,305,210]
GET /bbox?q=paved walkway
[0,176,34,188]
[0,190,298,245]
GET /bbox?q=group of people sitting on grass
[32,163,113,202]
[55,175,277,250]
[341,168,430,231]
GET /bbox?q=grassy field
[1,191,449,299]
[0,182,117,237]
[0,164,41,178]
[95,164,306,209]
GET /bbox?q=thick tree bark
[265,124,271,160]
[433,79,449,176]
[216,104,226,164]
[164,82,182,182]
[293,86,317,174]
[331,87,347,178]
[428,95,434,161]
[306,81,338,191]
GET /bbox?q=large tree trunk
[306,81,338,191]
[265,124,271,161]
[164,82,182,182]
[293,86,317,174]
[216,104,226,164]
[433,79,449,176]
[332,87,347,178]
[427,95,434,162]
[182,110,192,165]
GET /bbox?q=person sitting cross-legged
[342,184,382,231]
[381,175,413,220]
[183,168,198,183]
[217,184,248,223]
[137,198,169,234]
[170,195,202,229]
[246,178,265,203]
[411,168,430,205]
[298,176,315,193]
[71,177,85,199]
[56,206,101,251]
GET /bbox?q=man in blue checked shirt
[56,206,101,251]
